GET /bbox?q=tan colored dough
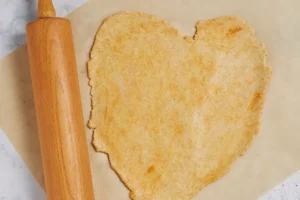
[88,12,271,200]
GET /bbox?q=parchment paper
[0,0,300,199]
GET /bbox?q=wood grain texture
[38,0,56,18]
[26,18,95,200]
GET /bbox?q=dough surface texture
[88,12,271,200]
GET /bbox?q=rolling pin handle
[38,0,56,18]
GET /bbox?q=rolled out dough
[88,12,271,200]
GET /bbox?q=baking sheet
[1,0,300,199]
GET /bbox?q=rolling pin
[26,0,95,199]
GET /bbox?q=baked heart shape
[88,12,271,200]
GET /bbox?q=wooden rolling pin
[26,0,95,199]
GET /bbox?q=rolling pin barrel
[26,16,94,200]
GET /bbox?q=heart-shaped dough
[88,12,271,200]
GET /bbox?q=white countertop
[0,0,299,199]
[0,129,45,200]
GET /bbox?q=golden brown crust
[88,12,271,200]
